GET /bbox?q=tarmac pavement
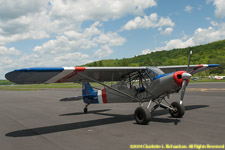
[0,82,224,150]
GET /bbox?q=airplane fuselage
[82,71,189,104]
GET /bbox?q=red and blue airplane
[5,51,219,124]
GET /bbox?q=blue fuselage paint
[82,82,99,104]
[153,72,174,80]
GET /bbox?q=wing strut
[77,72,141,102]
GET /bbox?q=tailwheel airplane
[5,51,219,125]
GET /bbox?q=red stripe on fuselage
[102,88,108,103]
[57,67,86,83]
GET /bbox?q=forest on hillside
[85,40,225,76]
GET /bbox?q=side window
[146,67,164,80]
[149,71,156,79]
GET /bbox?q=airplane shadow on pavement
[6,105,208,137]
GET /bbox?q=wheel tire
[169,101,185,118]
[84,107,88,113]
[134,107,151,125]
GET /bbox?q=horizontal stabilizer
[60,96,83,102]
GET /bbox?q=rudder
[82,82,98,104]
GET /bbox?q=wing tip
[5,71,19,84]
[208,64,220,67]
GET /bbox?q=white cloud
[0,46,22,78]
[159,38,194,50]
[210,21,219,26]
[0,7,54,44]
[122,13,175,33]
[158,27,173,35]
[14,52,91,68]
[207,0,225,18]
[93,32,126,46]
[213,0,225,18]
[33,22,126,56]
[94,45,113,58]
[0,0,46,20]
[0,0,156,45]
[142,49,152,55]
[49,0,157,22]
[184,5,193,12]
[0,21,126,78]
[142,23,225,54]
[0,46,21,56]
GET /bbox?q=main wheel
[134,107,151,125]
[169,101,185,118]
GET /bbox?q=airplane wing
[5,67,146,84]
[158,64,219,74]
[5,64,219,84]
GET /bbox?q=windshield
[146,67,165,80]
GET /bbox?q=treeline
[85,40,225,76]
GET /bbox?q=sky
[0,0,225,79]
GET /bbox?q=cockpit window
[146,67,164,80]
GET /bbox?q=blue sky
[0,0,225,79]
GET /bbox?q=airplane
[191,76,202,81]
[5,51,219,125]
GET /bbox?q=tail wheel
[169,101,185,118]
[84,107,88,113]
[134,107,151,125]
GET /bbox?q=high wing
[158,64,219,74]
[5,64,219,84]
[5,67,146,84]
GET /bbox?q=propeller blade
[180,72,192,104]
[180,51,192,105]
[187,50,192,72]
[180,80,187,105]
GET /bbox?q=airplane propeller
[180,51,192,105]
[186,50,192,72]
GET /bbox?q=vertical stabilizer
[82,82,98,104]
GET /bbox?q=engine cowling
[173,71,191,87]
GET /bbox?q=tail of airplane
[82,82,99,104]
[60,82,108,104]
[82,82,108,104]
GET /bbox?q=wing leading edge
[158,64,219,74]
[5,64,219,84]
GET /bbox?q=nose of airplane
[182,72,192,80]
[173,71,191,87]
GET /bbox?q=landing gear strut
[134,98,186,124]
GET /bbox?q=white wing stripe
[45,67,75,83]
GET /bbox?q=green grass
[0,83,81,91]
[0,82,109,91]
